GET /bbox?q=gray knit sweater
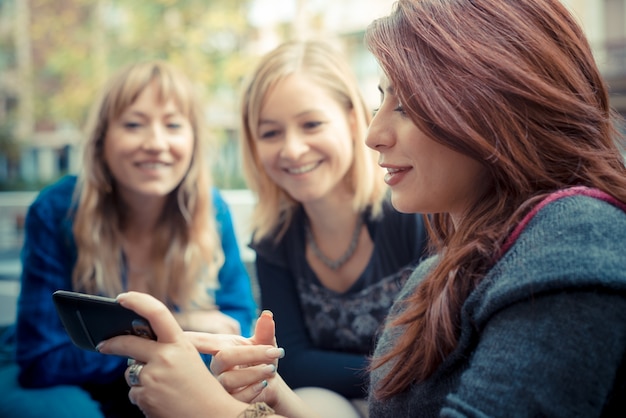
[369,192,626,417]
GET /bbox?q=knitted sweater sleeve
[369,194,626,417]
[443,194,626,417]
[443,291,626,417]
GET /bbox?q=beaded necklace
[305,215,363,270]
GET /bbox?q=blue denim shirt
[8,175,257,388]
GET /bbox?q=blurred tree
[28,0,254,131]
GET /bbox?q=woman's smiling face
[365,73,488,225]
[103,81,194,204]
[254,73,356,204]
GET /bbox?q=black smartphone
[52,290,156,352]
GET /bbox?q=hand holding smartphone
[52,290,156,352]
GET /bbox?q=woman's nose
[142,125,168,151]
[279,130,308,159]
[365,111,392,150]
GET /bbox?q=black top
[251,199,429,398]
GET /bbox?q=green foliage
[28,0,253,131]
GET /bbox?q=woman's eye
[303,121,322,130]
[166,123,182,130]
[394,104,406,115]
[259,130,279,140]
[123,122,142,129]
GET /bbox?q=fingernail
[254,380,268,392]
[263,364,276,373]
[95,342,104,352]
[261,310,273,318]
[266,347,285,359]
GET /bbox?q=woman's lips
[383,166,410,186]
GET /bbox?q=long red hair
[365,0,626,399]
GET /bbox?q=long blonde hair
[240,39,386,241]
[72,60,224,310]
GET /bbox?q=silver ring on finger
[128,362,145,387]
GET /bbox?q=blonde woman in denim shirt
[0,60,256,418]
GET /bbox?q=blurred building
[0,0,82,186]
